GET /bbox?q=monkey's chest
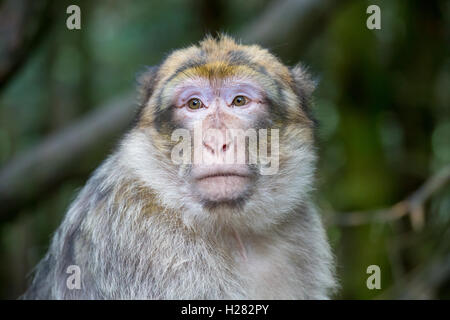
[231,246,302,299]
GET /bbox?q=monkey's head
[122,35,316,232]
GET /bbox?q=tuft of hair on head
[199,32,241,49]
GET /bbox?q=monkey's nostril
[203,141,231,154]
[203,141,215,154]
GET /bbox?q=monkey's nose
[203,139,231,155]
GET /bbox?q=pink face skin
[172,77,268,203]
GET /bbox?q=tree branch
[0,0,52,92]
[0,93,135,222]
[331,164,450,228]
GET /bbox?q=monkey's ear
[136,65,160,106]
[290,63,316,103]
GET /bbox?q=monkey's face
[171,75,268,204]
[133,35,316,222]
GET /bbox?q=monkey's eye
[187,98,203,110]
[232,95,249,107]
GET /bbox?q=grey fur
[22,131,337,299]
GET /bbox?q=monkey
[22,35,337,299]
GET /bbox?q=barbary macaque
[23,35,337,299]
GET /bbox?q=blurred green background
[0,0,449,299]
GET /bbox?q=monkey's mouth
[191,167,253,202]
[196,172,251,181]
[192,164,252,181]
